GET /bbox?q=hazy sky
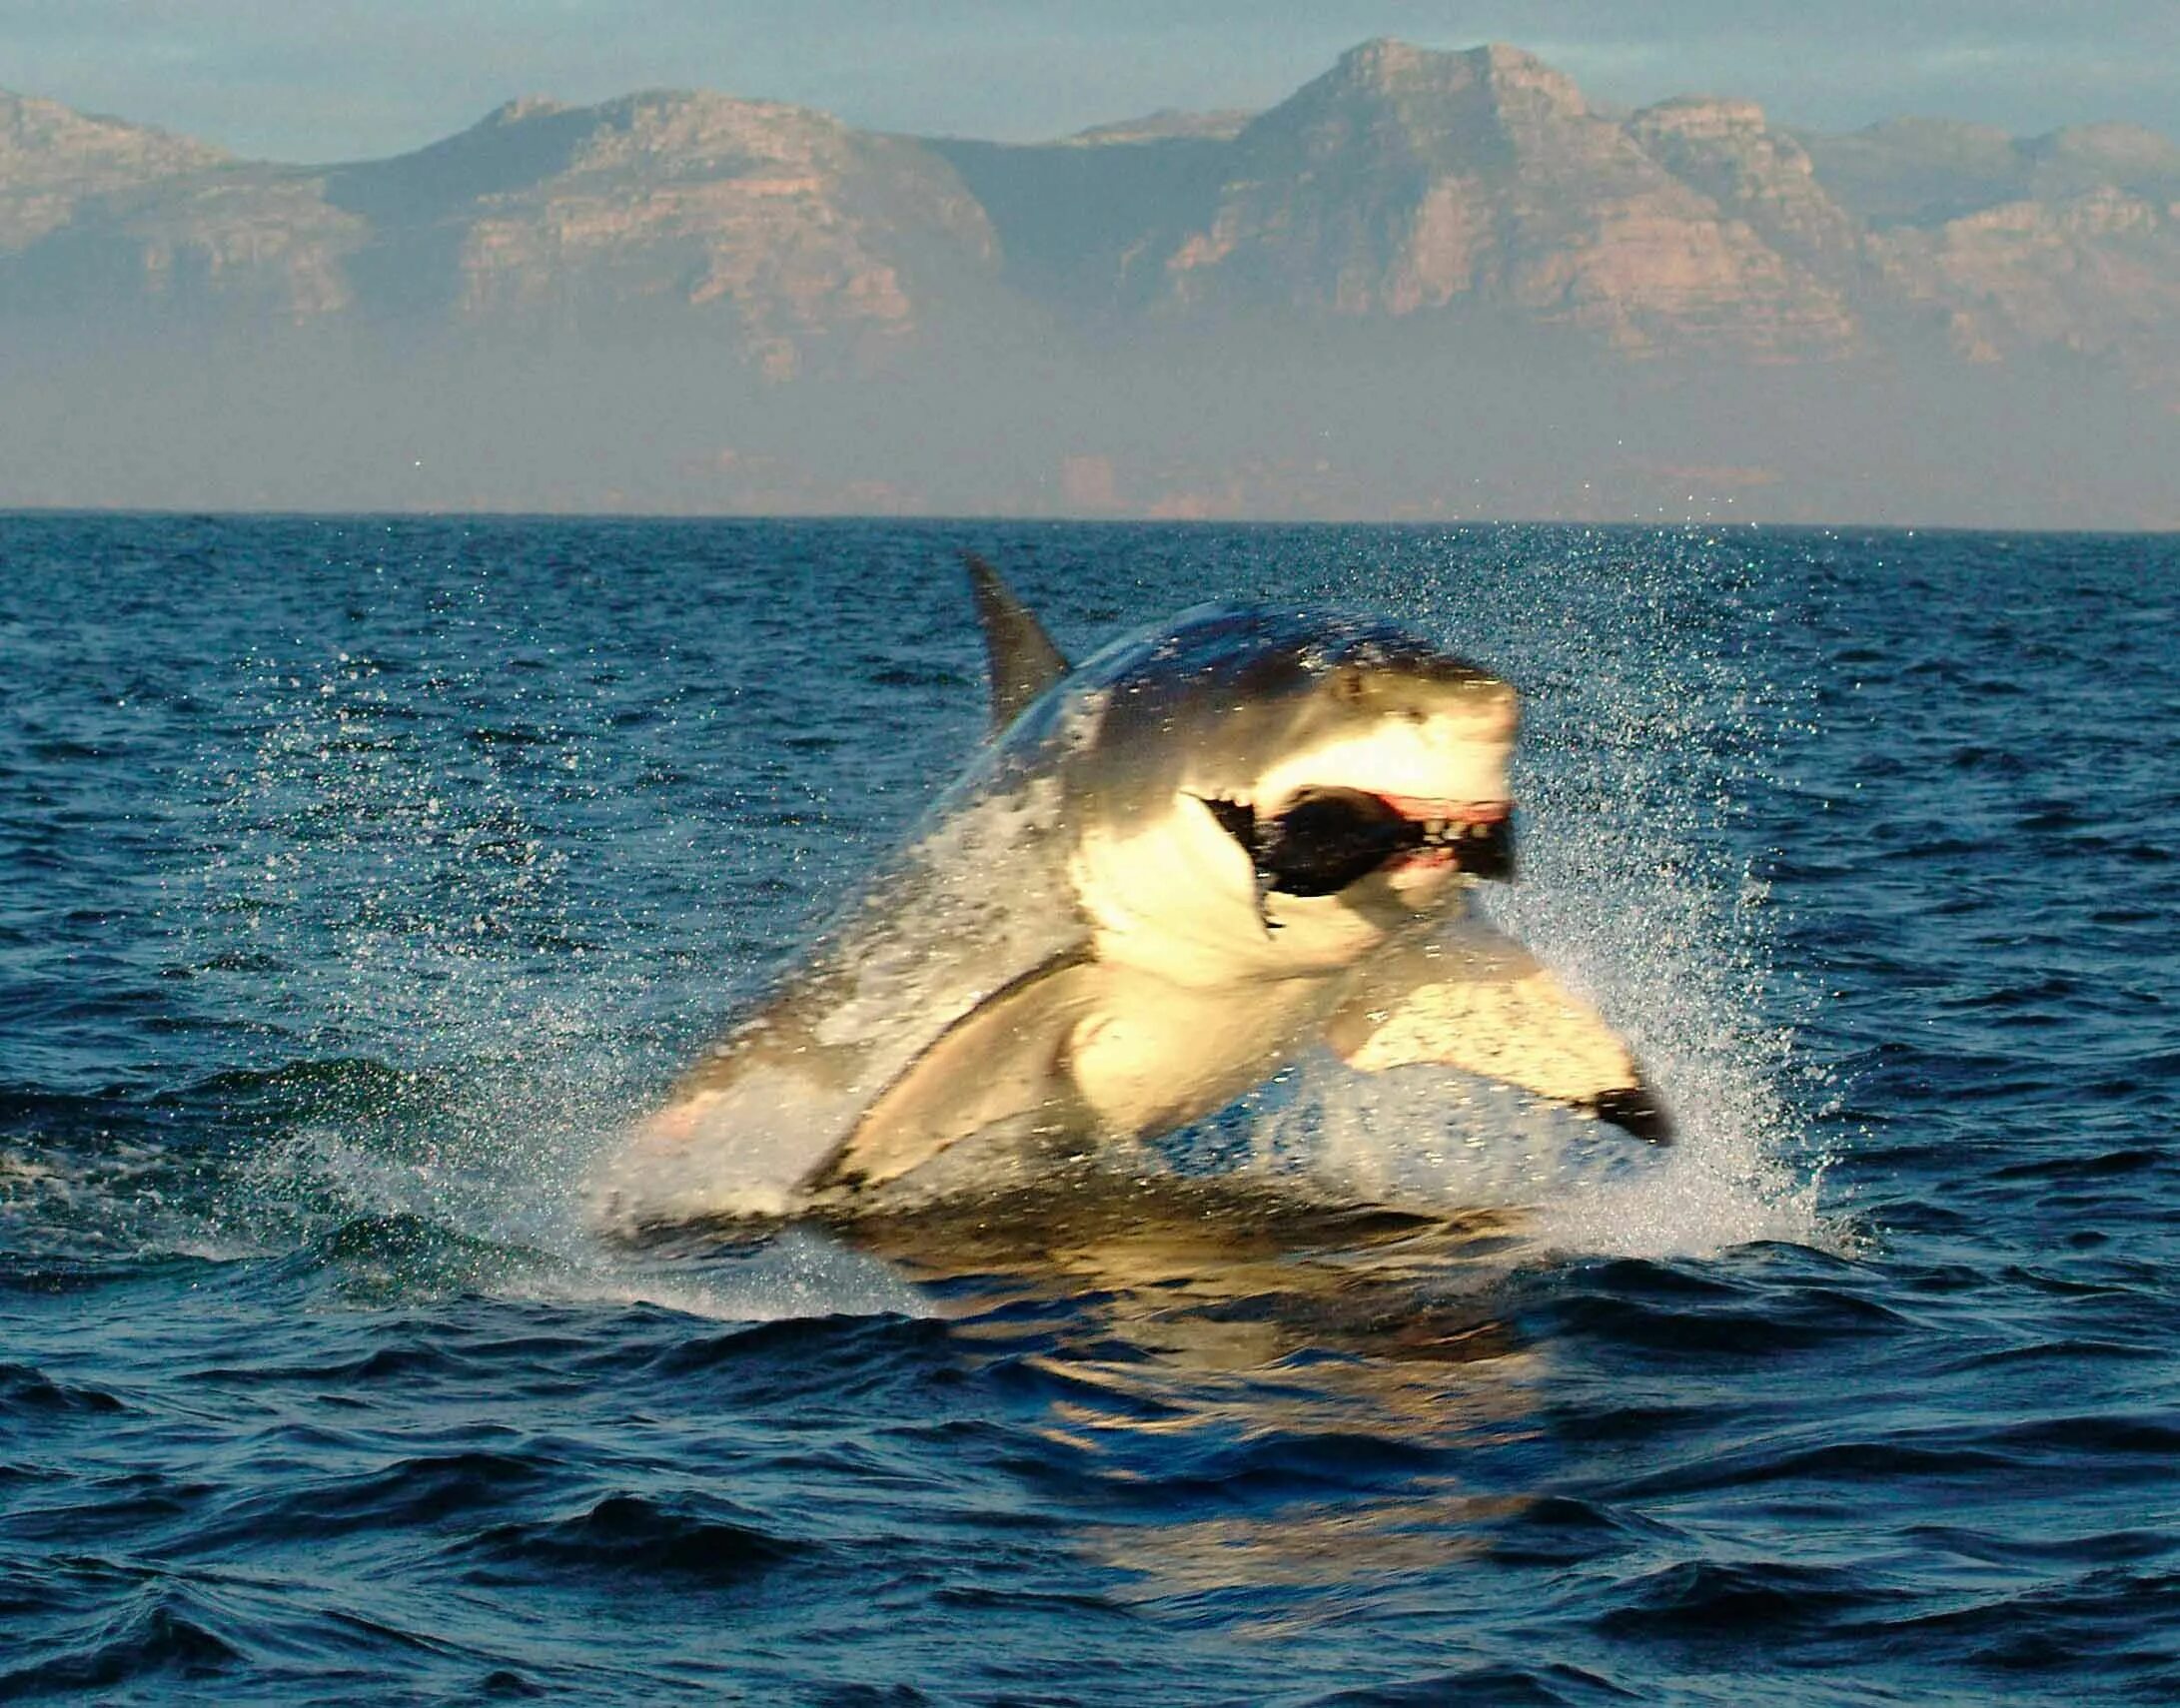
[5,1,2175,162]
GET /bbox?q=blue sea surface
[1,516,2175,1705]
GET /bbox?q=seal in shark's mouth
[1199,786,1515,902]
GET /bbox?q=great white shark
[592,558,1667,1231]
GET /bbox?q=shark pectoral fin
[810,956,1105,1194]
[1324,925,1672,1143]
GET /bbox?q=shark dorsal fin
[964,553,1069,731]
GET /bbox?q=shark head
[1177,619,1519,907]
[973,584,1521,986]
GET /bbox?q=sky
[3,0,2176,163]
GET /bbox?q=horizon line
[6,505,2176,539]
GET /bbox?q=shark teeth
[1402,802,1512,849]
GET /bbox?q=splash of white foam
[238,1116,931,1321]
[1274,529,1836,1263]
[173,532,1832,1300]
[498,1227,930,1323]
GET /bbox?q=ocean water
[1,515,2174,1706]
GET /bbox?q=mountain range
[5,40,2177,523]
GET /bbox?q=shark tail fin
[965,553,1069,731]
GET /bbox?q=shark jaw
[1244,675,1521,904]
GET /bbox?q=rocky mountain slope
[0,91,227,251]
[948,41,2179,382]
[3,41,2175,519]
[8,40,2177,373]
[1,86,1007,376]
[1135,42,1859,354]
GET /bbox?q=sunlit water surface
[2,517,2174,1705]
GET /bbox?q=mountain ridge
[3,41,2176,523]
